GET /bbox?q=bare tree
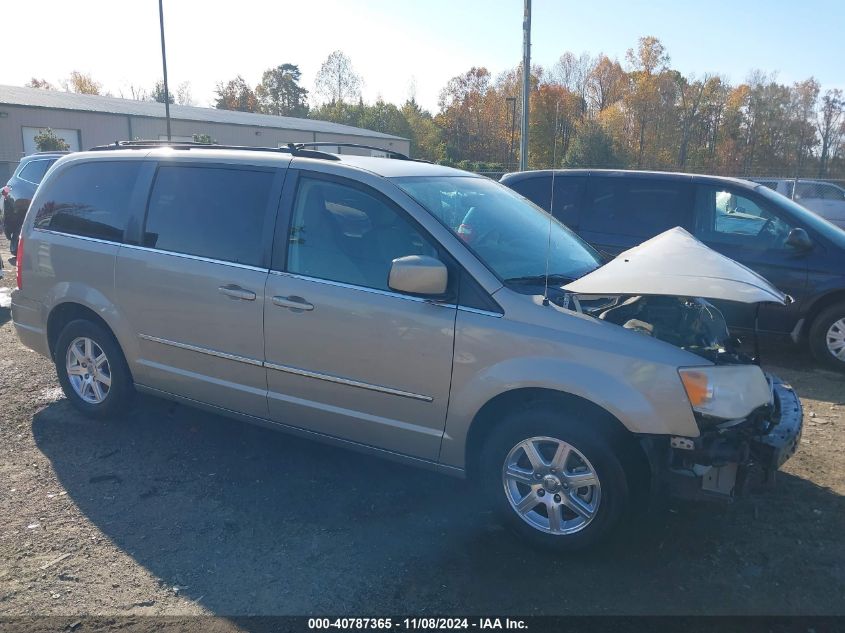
[25,78,54,90]
[675,74,710,168]
[314,50,362,104]
[175,81,194,106]
[121,84,148,101]
[789,78,819,175]
[551,52,592,112]
[817,89,844,177]
[586,55,625,113]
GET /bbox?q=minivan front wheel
[479,405,629,551]
[502,436,602,536]
[55,320,132,418]
[808,301,845,372]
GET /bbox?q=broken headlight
[678,365,772,420]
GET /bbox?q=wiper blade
[504,274,573,285]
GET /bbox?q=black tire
[808,301,845,372]
[478,403,630,552]
[54,319,133,419]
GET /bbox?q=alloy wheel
[502,436,601,535]
[65,337,112,404]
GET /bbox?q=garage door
[22,127,81,153]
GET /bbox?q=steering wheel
[756,217,778,245]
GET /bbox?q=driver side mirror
[388,255,449,297]
[785,227,813,251]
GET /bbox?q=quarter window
[144,165,274,267]
[34,161,138,242]
[283,176,437,291]
[582,178,686,238]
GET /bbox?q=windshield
[393,176,602,282]
[756,185,845,249]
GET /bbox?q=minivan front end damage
[642,376,802,501]
[561,227,804,501]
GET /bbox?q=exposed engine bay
[552,228,802,501]
[557,227,788,367]
[578,295,753,365]
[558,292,780,500]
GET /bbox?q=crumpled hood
[563,227,787,305]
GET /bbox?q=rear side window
[582,178,687,238]
[144,165,274,267]
[18,159,55,184]
[34,161,138,242]
[508,176,586,227]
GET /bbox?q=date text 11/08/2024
[307,618,528,630]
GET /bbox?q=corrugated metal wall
[0,105,127,180]
[0,104,411,181]
[126,117,313,146]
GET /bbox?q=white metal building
[0,85,410,181]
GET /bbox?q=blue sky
[4,0,842,112]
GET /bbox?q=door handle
[272,295,314,311]
[218,284,256,301]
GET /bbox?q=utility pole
[519,0,531,171]
[158,0,172,141]
[506,96,517,169]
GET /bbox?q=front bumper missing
[648,375,803,502]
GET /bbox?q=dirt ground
[1,237,843,618]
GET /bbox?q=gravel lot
[1,237,843,617]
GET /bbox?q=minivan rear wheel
[808,301,845,372]
[478,404,629,552]
[55,320,133,418]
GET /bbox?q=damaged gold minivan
[12,142,802,551]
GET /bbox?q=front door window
[693,187,795,250]
[285,176,437,291]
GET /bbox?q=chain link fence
[749,177,845,203]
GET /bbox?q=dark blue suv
[2,152,67,257]
[501,169,845,371]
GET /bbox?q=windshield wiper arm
[504,274,574,285]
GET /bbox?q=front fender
[438,309,701,470]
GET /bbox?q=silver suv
[11,142,803,551]
[754,178,845,230]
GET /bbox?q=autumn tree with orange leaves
[201,38,845,177]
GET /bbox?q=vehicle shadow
[33,395,845,616]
